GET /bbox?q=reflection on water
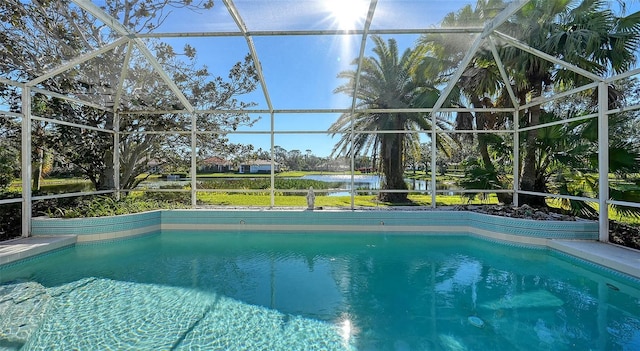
[300,174,459,196]
[299,174,380,196]
[135,174,459,196]
[2,233,639,350]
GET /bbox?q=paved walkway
[0,236,76,266]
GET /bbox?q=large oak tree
[0,0,259,190]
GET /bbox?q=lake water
[136,174,458,196]
[300,174,458,196]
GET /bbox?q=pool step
[0,236,76,266]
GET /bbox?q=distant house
[145,158,166,174]
[199,156,232,173]
[239,159,280,174]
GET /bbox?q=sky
[4,0,640,158]
[152,0,638,158]
[140,0,467,158]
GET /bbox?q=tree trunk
[32,147,43,191]
[472,97,512,205]
[471,96,494,169]
[519,85,546,207]
[378,133,408,203]
[98,149,115,190]
[97,113,116,190]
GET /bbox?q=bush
[0,147,18,189]
[36,182,95,195]
[161,173,188,179]
[38,195,189,218]
[199,178,340,195]
[0,203,21,241]
[141,184,191,203]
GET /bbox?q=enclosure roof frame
[6,0,640,242]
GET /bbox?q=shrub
[141,184,191,203]
[199,178,340,195]
[36,195,189,219]
[0,147,18,189]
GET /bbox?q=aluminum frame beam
[222,0,277,207]
[518,190,598,203]
[222,0,274,113]
[0,111,23,118]
[71,0,196,113]
[27,37,129,87]
[0,198,22,205]
[31,115,115,134]
[135,27,485,38]
[0,77,22,86]
[598,82,609,241]
[519,82,599,110]
[606,67,640,83]
[21,87,32,237]
[348,0,378,208]
[517,113,597,133]
[493,31,603,82]
[489,36,519,108]
[30,87,111,112]
[481,0,531,38]
[32,190,115,201]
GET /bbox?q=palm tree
[499,0,640,206]
[330,35,451,203]
[526,80,640,218]
[418,0,515,204]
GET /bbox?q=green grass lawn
[194,171,353,178]
[9,178,94,193]
[194,193,499,207]
[6,174,638,226]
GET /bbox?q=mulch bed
[455,204,640,251]
[609,221,640,251]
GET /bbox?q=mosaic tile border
[467,231,548,251]
[31,209,598,243]
[31,211,161,243]
[549,249,640,288]
[74,231,162,247]
[5,209,636,281]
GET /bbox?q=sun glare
[326,0,369,30]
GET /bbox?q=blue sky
[146,0,464,157]
[154,0,638,158]
[5,0,640,158]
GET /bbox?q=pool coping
[2,209,639,280]
[548,240,640,279]
[0,235,76,266]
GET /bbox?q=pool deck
[550,240,640,279]
[1,234,640,280]
[0,236,76,266]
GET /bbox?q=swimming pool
[1,231,639,350]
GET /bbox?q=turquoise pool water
[1,232,640,350]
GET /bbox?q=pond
[299,174,459,196]
[136,174,459,196]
